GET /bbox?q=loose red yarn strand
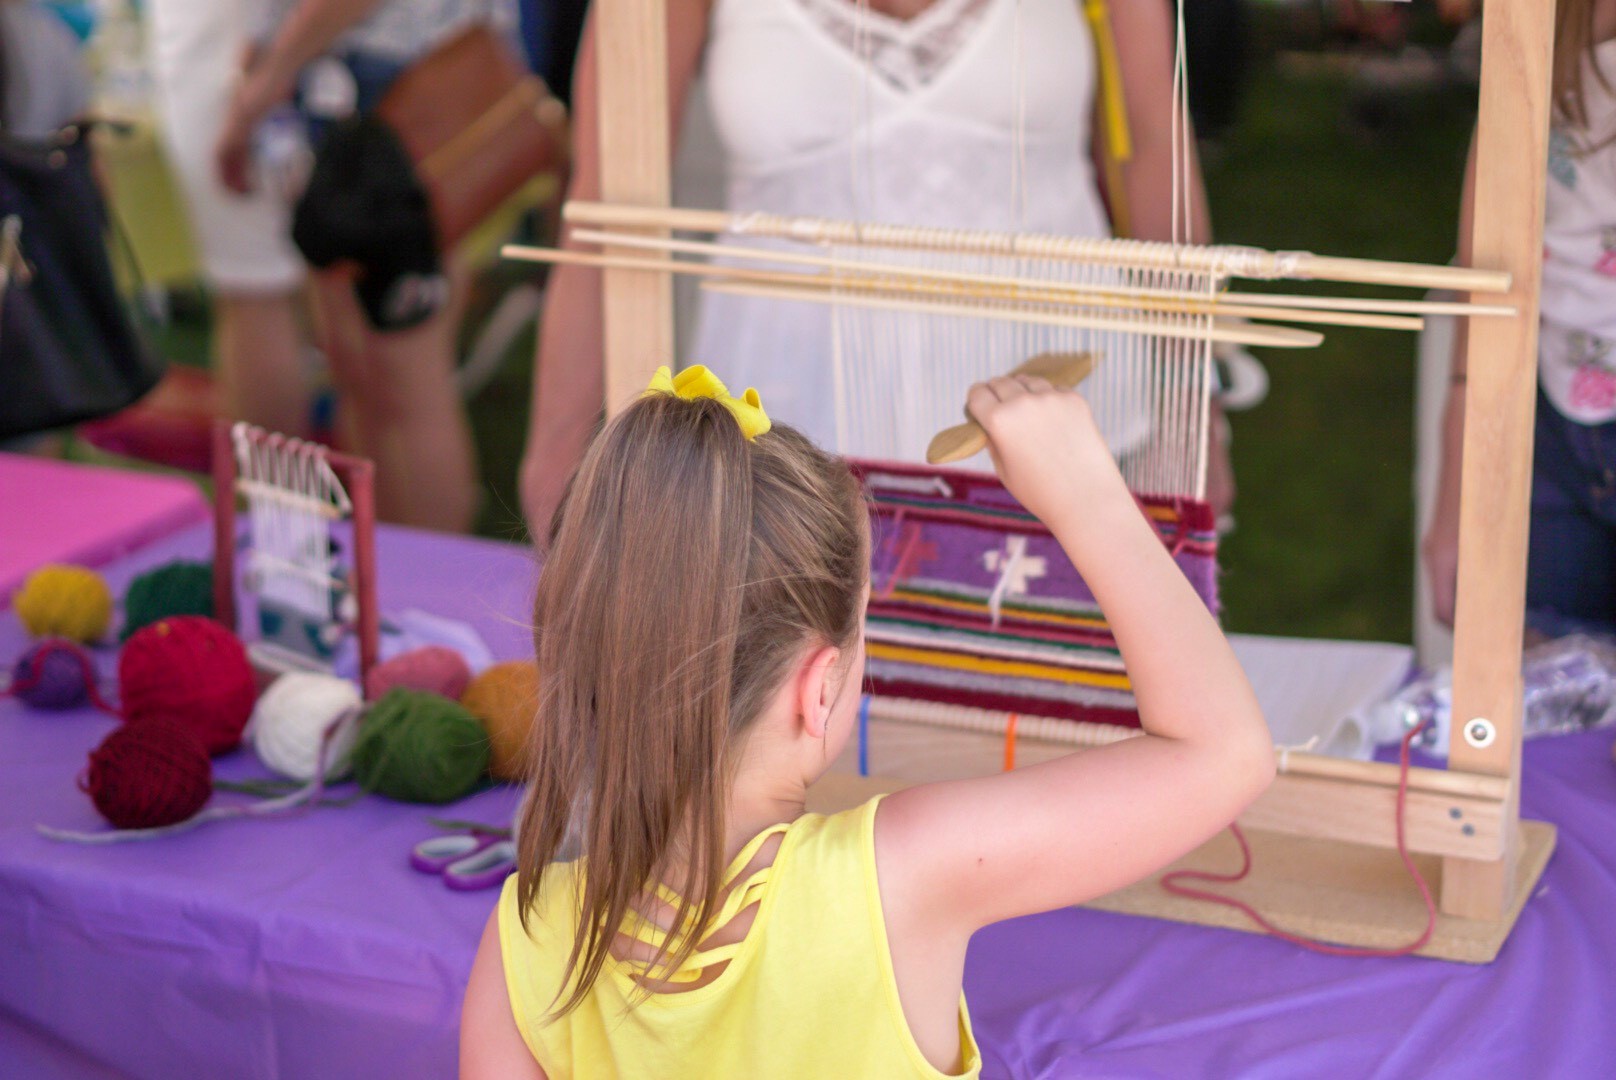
[1003,713,1020,771]
[1161,719,1437,958]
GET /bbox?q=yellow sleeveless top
[496,796,981,1079]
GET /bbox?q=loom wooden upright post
[211,421,237,633]
[347,458,381,696]
[596,0,675,412]
[1442,0,1556,921]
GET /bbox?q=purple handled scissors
[411,829,516,891]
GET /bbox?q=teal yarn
[122,561,214,641]
[351,689,490,804]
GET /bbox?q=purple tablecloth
[3,523,1614,1078]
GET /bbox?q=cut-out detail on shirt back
[609,826,787,995]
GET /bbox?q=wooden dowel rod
[1284,751,1509,800]
[570,227,1513,320]
[506,242,1417,331]
[563,200,1514,294]
[1297,253,1511,294]
[700,279,1326,348]
[864,697,1511,801]
[1212,292,1514,319]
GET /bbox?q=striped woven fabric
[852,460,1219,728]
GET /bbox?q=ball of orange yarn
[118,616,258,755]
[459,660,539,782]
[82,719,213,829]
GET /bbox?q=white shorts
[145,0,305,293]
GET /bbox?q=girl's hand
[966,375,1123,528]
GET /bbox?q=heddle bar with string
[508,202,1511,495]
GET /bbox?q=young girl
[462,369,1273,1077]
[1425,0,1616,638]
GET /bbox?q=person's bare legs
[215,290,309,437]
[313,266,478,532]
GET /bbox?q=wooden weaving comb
[925,352,1098,465]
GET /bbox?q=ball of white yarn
[249,673,362,782]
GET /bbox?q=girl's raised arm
[875,377,1274,937]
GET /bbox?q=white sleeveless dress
[691,0,1112,457]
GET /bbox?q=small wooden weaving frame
[211,421,381,694]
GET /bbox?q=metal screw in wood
[1464,718,1497,750]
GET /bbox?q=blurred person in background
[1424,0,1616,640]
[1,0,90,139]
[211,0,521,531]
[147,0,312,442]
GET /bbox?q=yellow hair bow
[644,365,772,441]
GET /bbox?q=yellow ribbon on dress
[644,365,772,440]
[1083,0,1134,238]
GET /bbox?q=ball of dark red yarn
[118,616,258,755]
[82,720,213,829]
[11,639,95,709]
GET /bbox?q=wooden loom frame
[211,422,382,693]
[587,0,1557,961]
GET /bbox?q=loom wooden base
[802,772,1556,964]
[1085,820,1556,964]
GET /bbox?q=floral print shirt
[1541,41,1616,425]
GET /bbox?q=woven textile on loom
[853,461,1219,728]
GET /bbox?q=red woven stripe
[866,677,1144,728]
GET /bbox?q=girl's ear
[796,644,843,741]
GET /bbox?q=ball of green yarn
[122,561,215,641]
[351,688,490,804]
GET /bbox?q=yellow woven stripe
[884,588,1110,630]
[869,643,1133,690]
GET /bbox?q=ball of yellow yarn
[460,660,540,782]
[14,564,113,643]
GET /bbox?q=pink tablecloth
[0,454,208,604]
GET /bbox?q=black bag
[292,113,446,332]
[0,124,162,440]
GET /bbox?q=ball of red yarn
[82,720,213,829]
[118,616,258,755]
[363,645,472,701]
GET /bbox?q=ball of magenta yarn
[118,616,258,755]
[363,645,472,701]
[82,720,213,829]
[11,639,97,709]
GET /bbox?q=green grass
[464,306,537,545]
[1205,67,1474,642]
